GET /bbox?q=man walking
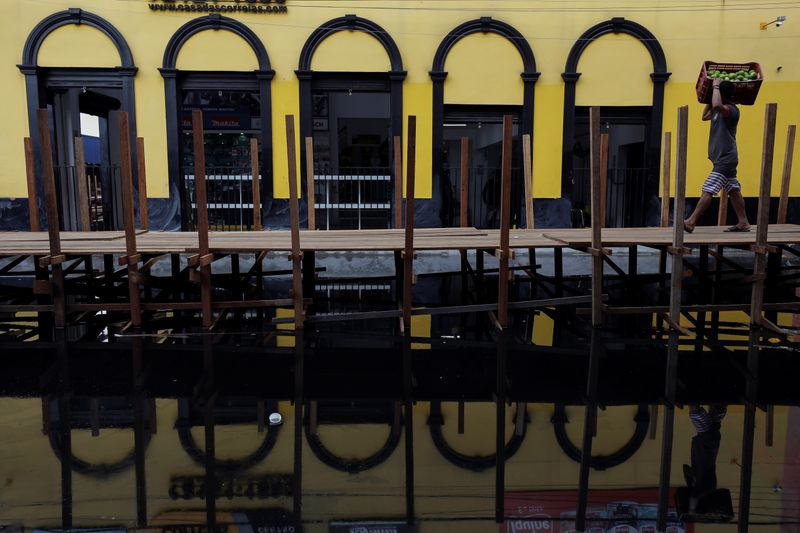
[684,78,750,232]
[684,404,727,512]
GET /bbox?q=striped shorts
[701,163,741,195]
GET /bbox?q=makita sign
[329,522,417,533]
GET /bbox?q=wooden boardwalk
[1,224,799,255]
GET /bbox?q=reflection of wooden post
[394,135,403,229]
[119,112,142,327]
[286,116,304,328]
[523,133,533,228]
[24,137,40,231]
[136,138,149,231]
[777,124,796,224]
[599,133,608,228]
[660,132,671,227]
[304,137,315,230]
[74,137,91,231]
[192,110,213,329]
[402,118,417,327]
[251,138,262,231]
[460,137,469,227]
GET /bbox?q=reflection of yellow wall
[0,397,791,532]
[2,1,800,202]
[576,34,653,107]
[444,34,524,106]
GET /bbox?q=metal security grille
[312,167,392,230]
[53,164,119,231]
[571,167,649,228]
[185,168,257,231]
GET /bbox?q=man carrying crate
[684,78,751,233]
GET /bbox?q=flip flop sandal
[725,225,750,232]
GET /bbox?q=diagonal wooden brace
[660,312,691,336]
[38,254,66,267]
[118,253,142,266]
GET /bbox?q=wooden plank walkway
[0,224,798,255]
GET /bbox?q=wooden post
[394,135,403,229]
[498,115,513,328]
[739,103,777,533]
[599,133,609,228]
[304,137,315,230]
[192,110,213,329]
[656,106,689,532]
[136,138,149,231]
[24,137,40,231]
[660,132,671,228]
[286,116,304,328]
[460,137,470,227]
[590,107,603,327]
[402,117,417,327]
[119,112,142,327]
[73,137,91,232]
[37,109,65,328]
[251,138,262,231]
[523,133,533,229]
[777,124,796,224]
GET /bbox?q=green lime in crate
[696,61,763,105]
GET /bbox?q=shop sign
[502,488,692,533]
[329,522,417,533]
[182,106,252,130]
[149,0,288,15]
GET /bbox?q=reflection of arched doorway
[561,17,670,228]
[297,15,405,229]
[161,14,274,231]
[430,18,539,228]
[19,8,137,231]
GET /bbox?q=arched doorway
[161,14,274,231]
[430,17,539,228]
[19,8,137,231]
[297,15,405,230]
[561,17,670,228]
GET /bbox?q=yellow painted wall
[2,1,800,204]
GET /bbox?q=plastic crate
[696,61,763,105]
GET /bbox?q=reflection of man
[684,405,727,511]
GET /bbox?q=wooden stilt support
[251,138,262,231]
[777,125,796,225]
[402,117,417,328]
[523,133,533,229]
[739,103,778,533]
[202,338,216,532]
[293,329,305,528]
[461,137,470,227]
[73,137,91,232]
[132,337,148,527]
[577,106,603,533]
[304,137,315,230]
[192,110,213,329]
[495,115,513,524]
[403,330,415,524]
[657,105,689,532]
[394,135,403,229]
[599,133,609,228]
[286,116,304,328]
[24,137,40,231]
[660,132,672,228]
[119,112,142,327]
[136,137,149,231]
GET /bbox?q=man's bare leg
[684,192,714,232]
[727,189,751,230]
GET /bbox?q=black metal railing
[185,167,257,231]
[312,166,392,230]
[443,165,525,229]
[571,167,650,228]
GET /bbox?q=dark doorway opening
[569,106,653,228]
[45,85,123,231]
[309,75,393,230]
[442,105,522,229]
